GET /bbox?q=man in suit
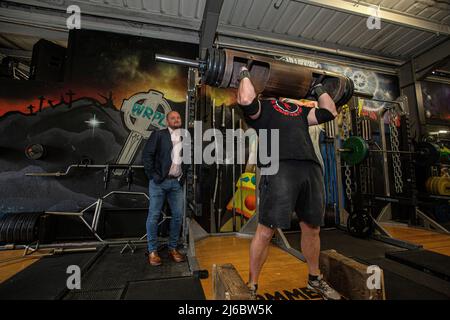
[142,110,186,266]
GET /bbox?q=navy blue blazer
[142,128,187,185]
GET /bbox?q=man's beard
[169,123,182,129]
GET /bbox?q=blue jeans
[146,178,184,252]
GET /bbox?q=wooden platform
[0,250,41,284]
[195,235,321,300]
[381,224,450,256]
[1,224,450,298]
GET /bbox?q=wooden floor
[381,224,450,256]
[1,224,450,299]
[0,250,42,284]
[194,235,321,300]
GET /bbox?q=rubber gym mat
[121,276,206,300]
[64,288,124,300]
[359,257,450,300]
[286,228,405,260]
[65,245,191,295]
[0,249,101,300]
[386,249,450,282]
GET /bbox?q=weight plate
[431,177,439,194]
[23,213,37,244]
[205,48,214,85]
[0,214,9,243]
[427,177,435,194]
[437,177,450,196]
[416,142,440,166]
[25,214,35,243]
[25,144,46,160]
[20,213,33,244]
[216,49,226,86]
[347,212,373,238]
[6,214,21,243]
[14,213,27,243]
[324,206,336,227]
[211,48,220,86]
[341,136,369,166]
[28,213,41,243]
[336,76,354,108]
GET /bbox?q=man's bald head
[166,111,182,129]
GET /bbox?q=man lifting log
[237,66,341,300]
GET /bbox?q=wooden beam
[319,249,385,300]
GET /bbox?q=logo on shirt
[271,100,302,117]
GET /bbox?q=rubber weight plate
[341,136,369,166]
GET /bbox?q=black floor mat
[286,228,405,260]
[122,277,206,300]
[386,249,450,282]
[359,257,450,300]
[0,249,101,300]
[63,244,192,299]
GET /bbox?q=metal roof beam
[414,39,450,80]
[294,0,450,36]
[0,47,32,59]
[0,2,199,44]
[218,25,404,66]
[199,0,224,58]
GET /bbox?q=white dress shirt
[168,127,183,178]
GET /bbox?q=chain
[342,107,353,201]
[356,116,368,195]
[388,109,403,193]
[404,115,416,195]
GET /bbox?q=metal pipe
[154,54,201,69]
[231,106,236,232]
[217,29,404,66]
[25,164,144,177]
[0,239,148,251]
[339,148,419,154]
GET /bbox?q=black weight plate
[19,213,34,243]
[27,213,41,243]
[25,213,35,243]
[416,142,440,166]
[347,212,373,238]
[13,213,27,243]
[6,214,21,243]
[211,48,220,86]
[22,213,35,243]
[0,214,9,243]
[216,49,226,86]
[25,143,46,160]
[324,206,336,227]
[205,48,214,84]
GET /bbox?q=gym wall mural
[0,28,402,235]
[0,30,196,216]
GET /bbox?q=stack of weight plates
[425,176,450,196]
[0,212,42,244]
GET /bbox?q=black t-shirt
[240,98,321,168]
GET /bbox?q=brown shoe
[148,251,162,266]
[168,249,185,263]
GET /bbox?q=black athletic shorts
[258,160,325,229]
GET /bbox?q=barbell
[155,47,354,107]
[339,136,441,166]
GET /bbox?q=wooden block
[319,249,385,300]
[212,263,252,300]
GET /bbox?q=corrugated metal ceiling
[0,0,448,64]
